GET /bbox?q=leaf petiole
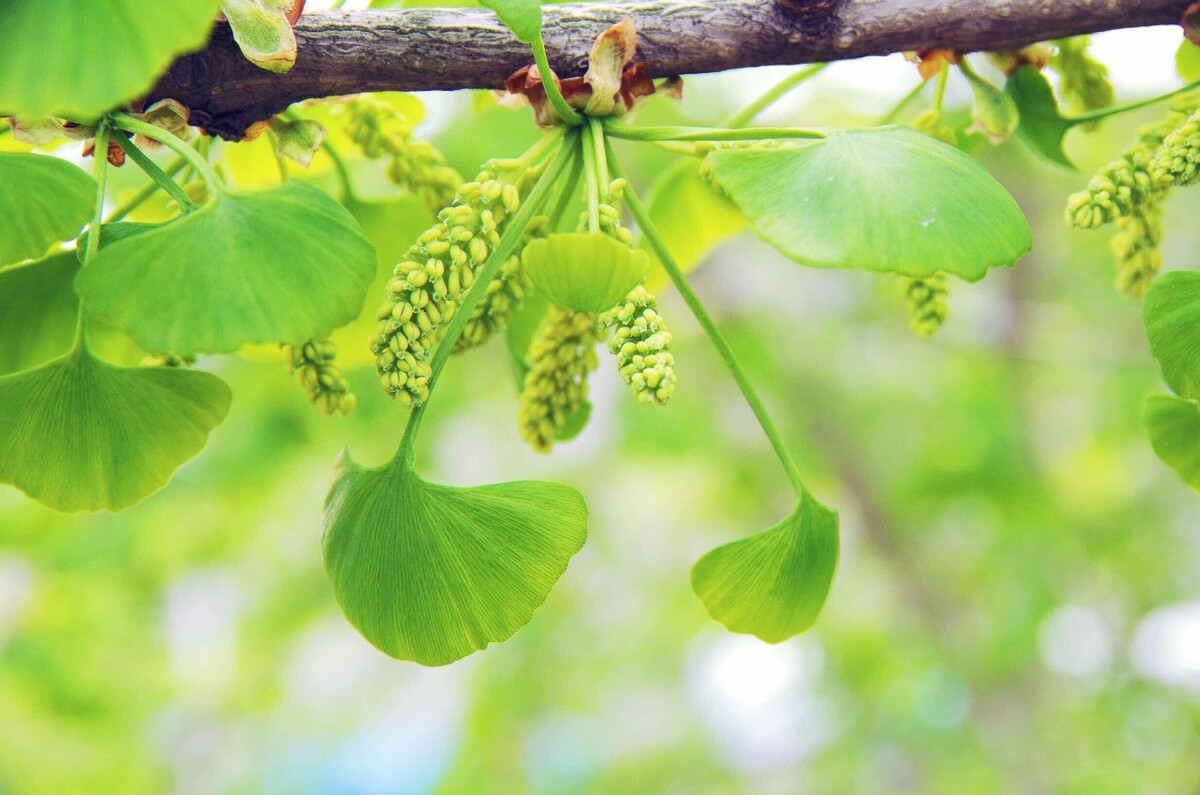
[531,37,583,127]
[725,63,828,128]
[581,123,600,233]
[602,120,826,142]
[606,136,810,498]
[398,128,582,455]
[112,133,198,213]
[75,119,112,348]
[110,112,222,197]
[1067,76,1200,124]
[105,155,187,222]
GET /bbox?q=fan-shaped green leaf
[76,181,377,355]
[522,232,649,313]
[1144,271,1200,400]
[479,0,542,44]
[0,0,221,119]
[0,252,80,375]
[1144,395,1200,491]
[322,454,588,665]
[1004,66,1076,168]
[0,153,95,267]
[0,346,231,512]
[691,493,839,643]
[705,127,1031,281]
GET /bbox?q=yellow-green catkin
[904,273,949,336]
[285,339,356,416]
[599,285,677,405]
[1111,202,1164,297]
[593,178,678,405]
[371,164,533,407]
[453,215,545,354]
[343,95,462,213]
[518,309,602,453]
[1151,105,1200,188]
[1050,37,1115,118]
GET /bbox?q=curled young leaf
[691,494,839,643]
[705,126,1032,281]
[0,152,95,268]
[270,117,327,167]
[1144,394,1200,492]
[522,232,649,313]
[583,19,637,117]
[76,182,377,355]
[959,59,1020,144]
[322,454,588,665]
[1004,65,1076,168]
[0,346,231,513]
[219,0,301,74]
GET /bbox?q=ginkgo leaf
[0,252,80,375]
[1143,271,1200,400]
[1004,65,1077,168]
[0,0,220,119]
[705,126,1031,281]
[480,0,542,44]
[1144,395,1200,492]
[0,345,231,512]
[322,453,588,665]
[0,152,95,268]
[522,233,649,313]
[76,181,376,355]
[691,493,839,643]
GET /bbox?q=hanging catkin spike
[518,308,602,453]
[599,284,677,405]
[343,95,462,213]
[285,339,356,416]
[1151,105,1200,188]
[1111,203,1164,297]
[905,273,949,336]
[372,162,538,407]
[454,215,546,354]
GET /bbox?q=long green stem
[726,63,828,128]
[76,121,112,347]
[397,129,581,457]
[113,133,197,212]
[105,155,188,222]
[607,138,808,497]
[603,120,826,142]
[932,64,950,116]
[1069,76,1200,124]
[581,124,600,232]
[590,117,609,186]
[531,37,583,127]
[322,139,355,200]
[878,79,929,125]
[545,145,584,231]
[111,113,222,194]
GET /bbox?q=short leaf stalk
[725,63,828,128]
[397,128,582,457]
[605,137,812,499]
[531,37,583,127]
[105,154,188,222]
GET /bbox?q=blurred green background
[4,13,1200,795]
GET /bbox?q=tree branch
[151,0,1189,139]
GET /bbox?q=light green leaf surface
[0,252,80,375]
[479,0,543,44]
[1144,271,1200,400]
[0,153,95,267]
[0,346,231,512]
[0,0,221,119]
[504,290,551,388]
[706,126,1031,281]
[522,233,649,313]
[641,160,746,291]
[1004,66,1076,168]
[1144,395,1200,492]
[219,0,298,74]
[691,494,839,643]
[76,181,377,355]
[322,454,588,665]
